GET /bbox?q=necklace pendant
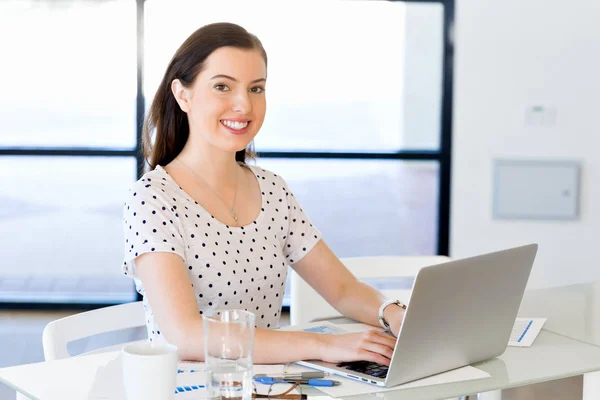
[230,209,239,225]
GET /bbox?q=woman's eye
[214,84,230,91]
[251,86,265,94]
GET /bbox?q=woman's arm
[136,252,396,364]
[292,240,406,337]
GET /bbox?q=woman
[122,22,405,365]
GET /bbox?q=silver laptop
[296,244,538,387]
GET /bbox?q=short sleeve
[121,178,185,278]
[280,179,322,265]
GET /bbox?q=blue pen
[254,377,341,387]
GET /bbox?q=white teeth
[221,120,249,130]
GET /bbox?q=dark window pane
[255,158,439,307]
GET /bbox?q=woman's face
[173,46,267,154]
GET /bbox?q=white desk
[518,281,600,346]
[2,329,600,400]
[518,281,600,399]
[4,281,600,400]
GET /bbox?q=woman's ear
[171,79,191,113]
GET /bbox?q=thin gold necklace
[175,158,240,226]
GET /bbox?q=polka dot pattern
[122,165,322,344]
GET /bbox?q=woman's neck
[176,141,241,188]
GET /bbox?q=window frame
[0,0,454,309]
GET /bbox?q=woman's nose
[232,92,251,114]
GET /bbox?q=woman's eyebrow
[210,74,266,84]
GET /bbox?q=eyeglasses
[252,380,307,400]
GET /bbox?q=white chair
[14,302,148,399]
[42,301,147,361]
[290,255,451,325]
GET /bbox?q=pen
[254,372,327,379]
[254,377,341,387]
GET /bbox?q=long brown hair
[142,22,267,170]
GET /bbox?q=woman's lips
[220,119,251,135]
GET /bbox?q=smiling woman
[122,22,406,365]
[170,47,267,157]
[143,23,268,170]
[138,1,445,277]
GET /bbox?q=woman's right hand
[315,330,397,366]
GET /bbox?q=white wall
[451,0,600,289]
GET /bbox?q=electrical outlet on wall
[524,105,557,127]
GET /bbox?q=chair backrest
[42,301,147,361]
[289,255,451,325]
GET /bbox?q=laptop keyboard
[336,361,389,378]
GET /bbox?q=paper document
[175,362,307,397]
[316,365,490,397]
[274,358,489,397]
[508,318,546,347]
[288,321,348,334]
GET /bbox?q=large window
[145,0,444,152]
[0,0,140,305]
[258,159,439,257]
[0,0,453,307]
[0,156,137,303]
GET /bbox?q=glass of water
[203,309,256,400]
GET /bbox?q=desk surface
[518,281,600,347]
[3,282,600,400]
[2,330,600,400]
[358,330,600,400]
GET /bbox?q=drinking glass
[203,309,256,400]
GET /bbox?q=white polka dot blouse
[122,164,322,343]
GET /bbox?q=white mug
[121,341,178,400]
